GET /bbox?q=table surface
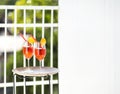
[12,67,59,77]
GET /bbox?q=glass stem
[28,58,30,67]
[39,60,42,68]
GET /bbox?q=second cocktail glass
[35,42,46,68]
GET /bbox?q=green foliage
[15,0,58,6]
[0,0,17,5]
[0,10,5,23]
[0,0,58,6]
[16,0,26,5]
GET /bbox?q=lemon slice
[28,36,36,44]
[40,38,46,46]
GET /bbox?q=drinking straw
[19,33,27,42]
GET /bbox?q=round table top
[12,67,59,77]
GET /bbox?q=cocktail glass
[35,42,46,67]
[23,41,33,68]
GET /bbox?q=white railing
[0,5,59,94]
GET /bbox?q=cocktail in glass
[23,41,33,67]
[35,42,46,67]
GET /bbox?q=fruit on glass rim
[40,38,46,46]
[28,36,36,44]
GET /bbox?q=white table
[12,67,59,94]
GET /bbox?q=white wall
[59,0,120,94]
[113,0,120,94]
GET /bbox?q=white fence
[0,5,59,94]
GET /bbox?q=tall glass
[23,41,33,68]
[35,42,46,67]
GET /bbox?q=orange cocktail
[23,46,33,59]
[34,38,46,67]
[22,42,33,67]
[20,33,36,67]
[35,47,46,61]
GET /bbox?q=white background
[59,0,120,94]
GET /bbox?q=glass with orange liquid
[35,42,46,67]
[23,41,33,67]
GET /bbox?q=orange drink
[23,46,33,59]
[34,42,46,67]
[35,47,46,61]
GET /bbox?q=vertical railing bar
[23,9,26,67]
[23,8,26,94]
[14,8,17,94]
[41,9,45,69]
[14,8,17,71]
[41,9,45,94]
[51,9,54,67]
[33,9,36,67]
[50,9,54,94]
[42,9,45,38]
[57,8,60,94]
[41,77,44,94]
[33,8,36,94]
[58,7,59,69]
[4,8,7,94]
